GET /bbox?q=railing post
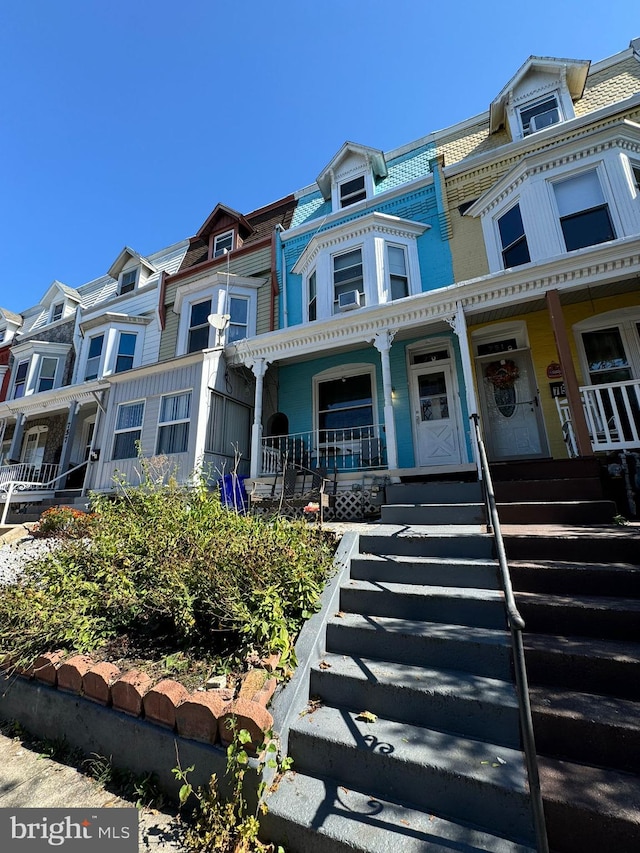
[1,482,16,526]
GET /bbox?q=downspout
[270,229,278,332]
[275,224,288,330]
[157,270,167,331]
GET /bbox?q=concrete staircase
[265,493,538,851]
[3,490,88,525]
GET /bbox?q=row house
[0,239,188,502]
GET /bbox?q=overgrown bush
[0,467,336,676]
[32,505,97,539]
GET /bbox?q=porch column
[247,358,268,479]
[58,402,80,487]
[373,331,398,470]
[8,413,25,463]
[546,289,593,457]
[447,303,480,467]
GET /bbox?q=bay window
[553,170,615,252]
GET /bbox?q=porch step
[339,579,507,629]
[263,772,535,853]
[494,478,604,502]
[538,756,640,853]
[502,530,640,564]
[287,705,534,845]
[509,559,640,597]
[386,481,483,504]
[529,685,640,773]
[381,502,486,525]
[350,553,500,589]
[497,499,617,524]
[309,653,520,748]
[359,532,494,559]
[490,458,602,482]
[516,590,640,641]
[326,613,513,680]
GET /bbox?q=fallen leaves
[356,710,378,723]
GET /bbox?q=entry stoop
[263,520,538,852]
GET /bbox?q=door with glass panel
[410,357,462,467]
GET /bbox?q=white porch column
[447,302,480,467]
[8,413,26,463]
[372,331,398,470]
[247,358,268,479]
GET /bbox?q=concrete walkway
[0,726,188,851]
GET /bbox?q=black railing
[470,413,549,853]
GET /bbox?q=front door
[476,349,547,460]
[20,426,48,470]
[410,362,463,467]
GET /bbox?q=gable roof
[108,247,158,280]
[316,141,388,200]
[489,55,590,133]
[0,307,22,326]
[195,203,254,243]
[41,280,81,307]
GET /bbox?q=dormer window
[213,231,234,258]
[50,302,64,323]
[0,328,5,343]
[339,175,366,208]
[520,94,561,136]
[119,269,137,295]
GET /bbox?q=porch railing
[555,377,640,455]
[470,414,549,853]
[260,426,387,476]
[0,460,87,526]
[0,462,60,489]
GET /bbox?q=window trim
[212,230,235,259]
[496,202,531,269]
[36,356,59,393]
[519,93,562,137]
[307,269,317,322]
[333,247,365,313]
[114,332,137,374]
[85,334,105,381]
[112,399,145,461]
[187,298,213,353]
[49,302,64,323]
[574,307,640,385]
[313,363,378,452]
[551,167,617,253]
[386,243,410,301]
[156,390,192,455]
[118,268,138,295]
[339,174,367,208]
[12,360,29,399]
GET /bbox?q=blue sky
[0,1,637,314]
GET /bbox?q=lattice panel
[249,489,381,522]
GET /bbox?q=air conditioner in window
[529,108,560,133]
[338,290,361,311]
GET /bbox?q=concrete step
[326,613,513,680]
[494,478,604,502]
[530,685,640,774]
[502,530,640,565]
[523,632,640,700]
[263,771,536,853]
[510,560,640,598]
[381,503,486,525]
[288,705,535,845]
[309,653,520,748]
[538,755,640,853]
[359,532,493,559]
[350,553,500,589]
[497,500,618,525]
[491,457,602,482]
[386,482,483,504]
[340,579,507,630]
[516,591,640,641]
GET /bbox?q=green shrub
[0,468,335,676]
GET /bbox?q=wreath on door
[485,359,519,390]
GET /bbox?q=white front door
[21,427,48,468]
[410,362,463,467]
[476,350,547,460]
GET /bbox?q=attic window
[339,176,366,208]
[213,231,234,258]
[50,302,64,322]
[0,329,5,343]
[520,95,560,136]
[119,269,137,295]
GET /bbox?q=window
[520,94,560,135]
[50,303,64,322]
[497,204,530,268]
[339,175,366,208]
[213,231,234,258]
[228,297,248,343]
[632,164,640,193]
[388,245,409,300]
[37,357,58,392]
[206,393,251,463]
[308,270,317,321]
[85,334,104,380]
[13,360,29,399]
[318,373,374,442]
[157,392,191,454]
[119,269,137,295]
[188,299,212,353]
[115,332,136,373]
[582,328,633,385]
[553,170,615,252]
[112,401,144,460]
[333,249,364,312]
[0,329,5,343]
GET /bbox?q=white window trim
[118,267,139,296]
[12,359,30,399]
[213,230,235,258]
[36,356,59,393]
[78,320,147,381]
[493,201,531,271]
[305,268,317,323]
[331,167,373,212]
[155,389,192,456]
[174,274,264,355]
[573,306,640,383]
[386,242,410,301]
[49,301,65,323]
[112,399,146,461]
[9,342,70,398]
[312,363,379,446]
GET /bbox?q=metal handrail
[470,413,548,853]
[0,459,89,526]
